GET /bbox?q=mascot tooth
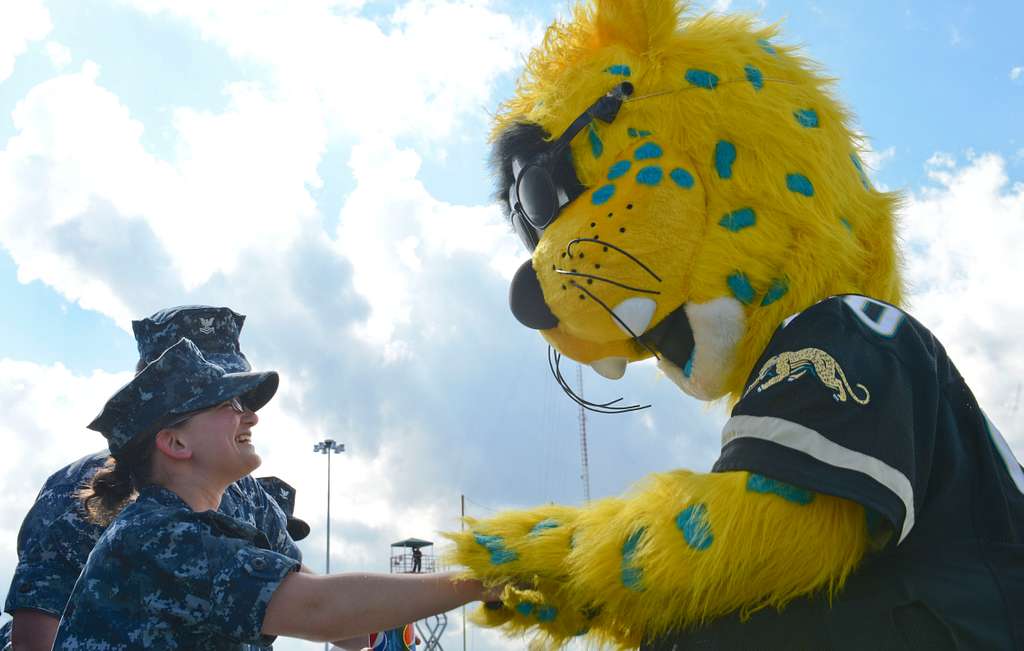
[448,1,1024,648]
[591,356,629,380]
[611,298,658,336]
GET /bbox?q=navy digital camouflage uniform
[2,455,299,622]
[54,337,291,648]
[2,307,300,649]
[257,476,311,542]
[54,486,299,650]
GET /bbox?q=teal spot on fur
[620,528,646,591]
[676,504,714,550]
[746,474,815,505]
[840,217,853,231]
[851,153,870,189]
[685,69,719,89]
[758,39,776,55]
[608,160,631,180]
[760,278,789,306]
[786,173,814,196]
[794,109,819,128]
[515,602,535,617]
[628,127,653,138]
[727,272,755,305]
[670,167,694,188]
[537,606,558,622]
[636,166,663,185]
[621,566,643,590]
[622,528,644,557]
[745,64,763,90]
[605,64,631,77]
[588,125,603,158]
[715,141,736,179]
[592,184,615,205]
[474,533,518,565]
[529,519,560,535]
[635,142,663,160]
[719,207,756,232]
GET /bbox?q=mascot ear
[593,0,682,53]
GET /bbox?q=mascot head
[495,0,902,403]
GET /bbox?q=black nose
[509,259,559,330]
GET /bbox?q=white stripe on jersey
[723,414,916,543]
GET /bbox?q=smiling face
[495,0,903,402]
[172,399,262,485]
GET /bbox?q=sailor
[2,306,301,650]
[53,338,495,648]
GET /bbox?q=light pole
[313,438,344,651]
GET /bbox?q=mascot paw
[469,579,604,648]
[444,504,579,584]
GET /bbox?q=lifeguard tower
[390,538,437,574]
[391,538,446,650]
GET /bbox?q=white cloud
[902,152,1024,449]
[0,0,51,82]
[0,360,130,595]
[336,137,521,350]
[45,40,72,69]
[1011,66,1023,82]
[1,0,538,344]
[0,63,324,320]
[117,0,540,144]
[861,145,896,171]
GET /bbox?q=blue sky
[1,1,1022,649]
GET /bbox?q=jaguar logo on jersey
[744,348,871,405]
[198,317,216,335]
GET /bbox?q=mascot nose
[509,259,559,330]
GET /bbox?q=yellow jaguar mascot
[447,1,1024,649]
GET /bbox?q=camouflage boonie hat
[258,476,312,541]
[89,338,279,455]
[133,306,251,373]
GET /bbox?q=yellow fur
[496,0,902,398]
[447,0,898,646]
[447,471,868,647]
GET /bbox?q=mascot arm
[447,471,873,647]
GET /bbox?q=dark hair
[78,434,157,526]
[135,358,147,374]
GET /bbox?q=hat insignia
[199,317,216,335]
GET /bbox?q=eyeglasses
[509,82,634,252]
[165,397,245,429]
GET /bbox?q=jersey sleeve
[713,296,940,544]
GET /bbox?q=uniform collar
[137,484,193,510]
[137,484,269,547]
